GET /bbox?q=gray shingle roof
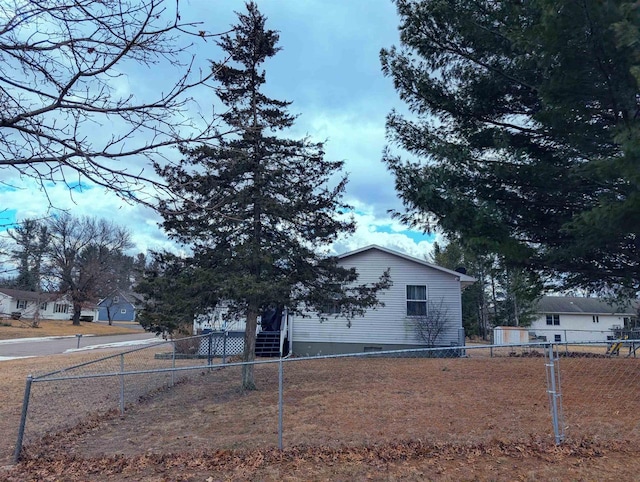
[536,296,639,315]
[0,288,61,302]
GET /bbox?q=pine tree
[153,2,389,389]
[8,219,49,291]
[382,0,640,295]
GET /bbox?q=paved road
[0,332,162,360]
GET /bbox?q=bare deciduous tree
[47,214,133,325]
[0,0,225,206]
[413,299,450,347]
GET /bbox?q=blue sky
[0,0,438,259]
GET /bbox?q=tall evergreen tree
[431,241,487,337]
[152,2,389,389]
[8,219,49,291]
[381,0,640,295]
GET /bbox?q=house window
[546,314,560,326]
[120,309,127,314]
[16,300,27,309]
[406,285,427,316]
[54,303,69,314]
[320,302,340,315]
[113,296,119,303]
[554,334,562,342]
[592,315,599,323]
[40,302,47,310]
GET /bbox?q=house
[290,245,475,356]
[97,290,141,323]
[192,245,475,357]
[0,288,98,321]
[529,296,639,343]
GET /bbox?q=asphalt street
[0,332,162,360]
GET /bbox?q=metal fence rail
[13,338,640,462]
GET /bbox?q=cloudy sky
[0,0,439,259]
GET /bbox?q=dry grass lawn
[2,350,640,481]
[0,319,140,340]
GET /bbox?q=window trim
[546,314,560,326]
[320,302,340,315]
[406,285,428,317]
[16,299,27,309]
[54,303,69,314]
[120,308,127,314]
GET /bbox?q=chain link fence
[13,337,640,462]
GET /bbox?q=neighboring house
[530,296,639,343]
[97,290,141,322]
[0,288,98,321]
[291,245,475,356]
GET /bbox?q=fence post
[13,375,33,463]
[208,331,213,366]
[223,331,227,364]
[545,344,565,444]
[171,340,176,387]
[119,353,125,415]
[278,356,284,450]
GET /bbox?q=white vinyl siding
[531,312,631,343]
[292,248,464,348]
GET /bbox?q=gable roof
[0,288,63,302]
[97,289,143,307]
[338,245,476,284]
[536,296,639,316]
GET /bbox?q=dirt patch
[2,353,640,480]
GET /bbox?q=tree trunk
[242,305,259,390]
[72,303,81,326]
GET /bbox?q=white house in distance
[291,245,475,356]
[0,288,99,321]
[529,296,639,343]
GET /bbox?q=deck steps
[255,331,281,357]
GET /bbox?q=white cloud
[1,2,443,266]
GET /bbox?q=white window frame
[120,308,127,314]
[546,314,560,326]
[16,300,27,309]
[406,285,427,317]
[113,296,119,303]
[54,303,69,314]
[320,302,340,315]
